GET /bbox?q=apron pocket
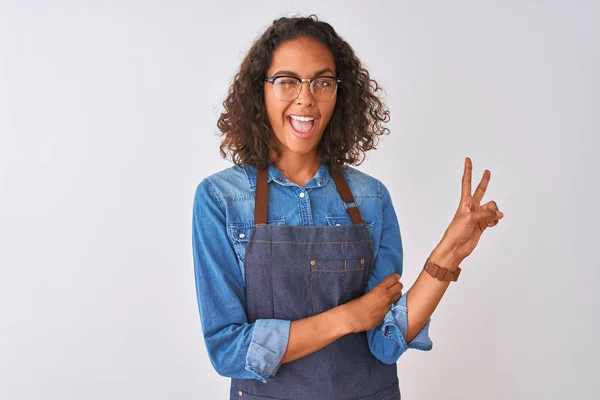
[311,258,365,313]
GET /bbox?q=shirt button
[239,233,246,239]
[299,192,305,198]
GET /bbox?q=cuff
[381,291,433,351]
[245,319,291,383]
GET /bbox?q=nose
[295,80,314,106]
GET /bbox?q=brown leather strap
[254,168,269,225]
[423,258,462,282]
[254,166,364,225]
[330,167,363,225]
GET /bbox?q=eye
[276,78,299,88]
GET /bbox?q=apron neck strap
[254,167,269,225]
[330,167,363,225]
[254,165,364,225]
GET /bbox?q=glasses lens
[273,77,300,101]
[311,78,338,101]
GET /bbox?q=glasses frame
[265,75,342,101]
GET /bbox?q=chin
[275,133,323,157]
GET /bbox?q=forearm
[280,304,351,364]
[405,243,459,343]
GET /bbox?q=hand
[437,157,504,265]
[342,273,403,334]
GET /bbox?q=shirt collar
[243,163,333,190]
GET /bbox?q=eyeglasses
[265,75,342,102]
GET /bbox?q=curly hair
[217,14,390,171]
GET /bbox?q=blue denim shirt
[191,163,433,383]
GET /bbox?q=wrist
[336,303,357,335]
[429,242,461,271]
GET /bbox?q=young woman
[192,15,503,400]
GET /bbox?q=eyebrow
[271,68,336,77]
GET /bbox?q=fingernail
[496,211,504,218]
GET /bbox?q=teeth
[289,115,315,122]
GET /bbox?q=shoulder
[341,166,386,200]
[195,164,253,204]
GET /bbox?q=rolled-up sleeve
[192,179,290,383]
[246,319,291,381]
[364,182,433,364]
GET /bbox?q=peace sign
[438,157,504,265]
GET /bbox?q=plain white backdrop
[1,1,598,399]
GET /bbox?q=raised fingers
[461,157,473,198]
[473,169,491,203]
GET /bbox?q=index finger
[462,157,473,198]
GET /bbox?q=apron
[230,167,400,400]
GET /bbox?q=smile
[287,115,316,139]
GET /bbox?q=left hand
[437,157,504,265]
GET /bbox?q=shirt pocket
[311,258,365,314]
[229,217,286,263]
[325,214,374,238]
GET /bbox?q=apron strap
[254,167,269,225]
[254,165,364,225]
[330,167,364,225]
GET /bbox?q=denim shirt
[191,163,433,383]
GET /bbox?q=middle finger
[473,169,491,203]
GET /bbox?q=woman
[192,15,503,400]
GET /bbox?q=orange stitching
[313,268,364,272]
[248,240,371,245]
[311,265,318,314]
[342,260,347,298]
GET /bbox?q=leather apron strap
[329,167,364,225]
[254,165,363,225]
[254,167,269,225]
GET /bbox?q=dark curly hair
[217,14,390,170]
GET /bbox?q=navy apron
[230,167,400,400]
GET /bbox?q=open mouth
[287,115,316,138]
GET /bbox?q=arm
[404,244,456,342]
[192,179,290,383]
[364,182,434,364]
[405,156,504,342]
[192,179,351,381]
[366,158,505,363]
[280,306,349,364]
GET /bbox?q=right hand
[343,273,403,333]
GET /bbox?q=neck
[271,151,321,187]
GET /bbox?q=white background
[1,1,598,399]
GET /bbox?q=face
[264,36,337,160]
